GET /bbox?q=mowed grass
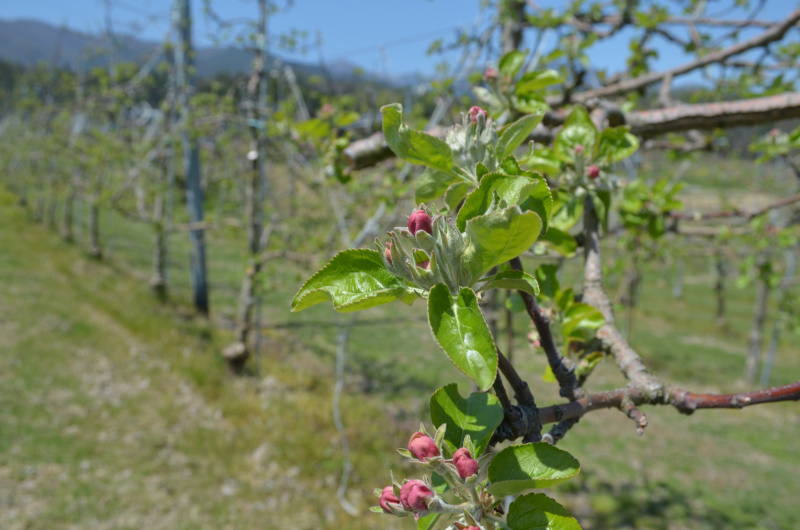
[1,148,799,530]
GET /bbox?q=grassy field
[1,153,799,530]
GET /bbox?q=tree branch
[492,381,800,443]
[571,8,800,102]
[343,93,800,169]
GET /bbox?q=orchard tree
[298,1,800,527]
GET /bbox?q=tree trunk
[61,188,76,242]
[224,0,269,372]
[714,251,727,327]
[88,199,102,259]
[174,0,209,315]
[501,0,527,55]
[745,275,770,384]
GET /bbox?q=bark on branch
[492,381,800,443]
[343,93,800,170]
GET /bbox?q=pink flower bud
[408,210,433,236]
[770,128,780,137]
[400,479,434,512]
[453,448,479,479]
[533,339,541,348]
[408,431,440,460]
[468,106,487,123]
[587,165,600,179]
[484,68,498,81]
[379,486,400,513]
[574,144,584,154]
[416,260,430,270]
[384,241,393,265]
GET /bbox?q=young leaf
[291,249,411,313]
[596,126,639,162]
[499,50,526,79]
[457,173,538,231]
[554,106,598,163]
[534,264,560,299]
[561,302,605,345]
[539,226,577,257]
[444,181,471,212]
[478,270,540,297]
[507,493,582,530]
[487,443,580,498]
[416,512,441,530]
[589,190,611,232]
[428,285,498,391]
[497,113,545,161]
[381,103,453,174]
[515,69,564,94]
[429,383,503,457]
[464,207,543,278]
[416,168,458,203]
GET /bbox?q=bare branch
[571,8,800,102]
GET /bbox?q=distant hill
[0,17,397,82]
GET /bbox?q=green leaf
[596,126,639,162]
[487,443,580,497]
[515,92,550,114]
[381,103,453,173]
[416,168,458,203]
[464,207,543,278]
[444,181,471,213]
[291,249,411,313]
[561,303,605,345]
[589,190,611,232]
[553,106,598,163]
[497,113,545,160]
[479,270,540,297]
[499,50,526,79]
[428,285,498,391]
[525,147,562,176]
[516,69,563,94]
[507,493,582,530]
[416,512,441,530]
[534,264,560,299]
[519,177,553,234]
[539,227,577,257]
[457,173,537,231]
[429,383,504,457]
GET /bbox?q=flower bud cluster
[374,425,493,528]
[379,206,473,295]
[445,106,499,179]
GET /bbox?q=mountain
[0,18,377,82]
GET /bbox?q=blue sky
[1,0,796,80]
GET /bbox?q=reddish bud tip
[574,144,584,154]
[400,479,434,512]
[587,165,600,179]
[384,241,393,265]
[453,447,479,479]
[416,260,430,270]
[379,486,399,513]
[484,68,498,81]
[408,431,440,460]
[408,210,433,235]
[468,106,488,123]
[770,128,780,137]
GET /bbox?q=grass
[1,150,799,529]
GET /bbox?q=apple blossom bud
[484,68,498,81]
[384,241,393,265]
[453,447,479,479]
[770,128,780,137]
[379,486,400,513]
[468,106,488,123]
[587,165,600,179]
[574,144,584,154]
[416,260,430,269]
[408,210,433,236]
[408,431,440,460]
[400,479,434,512]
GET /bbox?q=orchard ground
[1,152,799,529]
